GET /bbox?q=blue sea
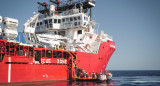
[1,70,160,86]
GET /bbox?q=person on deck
[82,69,85,75]
[86,72,88,78]
[92,71,95,78]
[100,70,103,75]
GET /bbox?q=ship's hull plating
[0,41,115,83]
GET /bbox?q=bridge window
[74,17,77,21]
[74,22,77,26]
[78,22,80,25]
[37,22,40,26]
[54,19,57,23]
[84,17,88,21]
[78,16,81,20]
[49,19,52,23]
[44,20,48,24]
[62,18,65,22]
[58,19,61,23]
[49,19,53,28]
[40,22,42,25]
[66,18,69,22]
[70,17,73,21]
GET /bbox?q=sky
[0,0,160,70]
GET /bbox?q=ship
[0,0,115,83]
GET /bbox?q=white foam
[130,80,160,83]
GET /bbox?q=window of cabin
[42,50,45,58]
[24,47,29,57]
[54,19,57,23]
[58,19,61,23]
[62,18,65,22]
[86,17,88,21]
[70,17,73,21]
[34,50,41,61]
[78,30,82,34]
[37,22,40,26]
[16,46,20,56]
[46,50,52,58]
[58,31,65,36]
[25,51,29,57]
[44,20,48,25]
[54,31,57,35]
[44,20,49,28]
[78,16,81,20]
[29,47,33,57]
[49,19,53,28]
[74,22,77,26]
[84,22,86,26]
[10,48,14,56]
[6,43,9,54]
[66,18,69,22]
[49,24,53,28]
[78,22,80,25]
[49,19,52,23]
[63,52,69,59]
[74,17,77,21]
[40,22,42,25]
[20,50,23,56]
[57,51,62,58]
[53,51,57,58]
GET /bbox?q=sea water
[1,70,160,86]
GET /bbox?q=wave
[129,80,160,83]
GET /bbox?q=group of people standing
[76,68,102,79]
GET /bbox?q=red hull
[0,40,115,83]
[76,41,115,74]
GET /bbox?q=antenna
[50,0,61,8]
[53,0,95,13]
[90,8,92,21]
[69,0,73,5]
[37,2,49,14]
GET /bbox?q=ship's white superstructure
[22,0,113,53]
[0,0,113,53]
